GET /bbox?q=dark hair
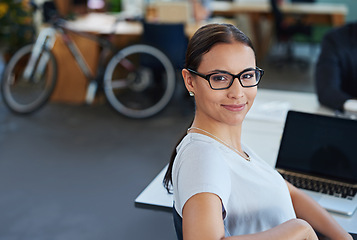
[163,23,255,193]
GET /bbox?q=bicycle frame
[23,27,56,81]
[28,19,116,104]
[57,26,110,103]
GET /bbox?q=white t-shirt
[172,133,296,236]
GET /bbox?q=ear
[182,69,195,93]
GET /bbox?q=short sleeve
[173,139,231,217]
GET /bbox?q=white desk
[211,1,348,23]
[135,89,357,234]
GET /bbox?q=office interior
[0,0,356,239]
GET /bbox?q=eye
[241,71,255,81]
[210,74,230,82]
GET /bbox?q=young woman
[163,23,352,240]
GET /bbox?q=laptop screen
[275,111,357,184]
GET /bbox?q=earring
[189,91,195,97]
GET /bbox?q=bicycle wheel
[1,44,57,114]
[103,44,176,118]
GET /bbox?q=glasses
[187,67,264,90]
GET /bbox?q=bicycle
[1,7,176,119]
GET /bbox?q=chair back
[173,207,183,240]
[269,0,284,37]
[142,22,188,69]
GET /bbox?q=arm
[182,192,318,240]
[286,181,353,240]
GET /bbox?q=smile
[221,103,246,112]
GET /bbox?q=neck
[187,126,250,161]
[191,119,243,152]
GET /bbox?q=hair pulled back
[184,23,255,71]
[163,23,255,193]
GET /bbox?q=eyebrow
[208,68,256,75]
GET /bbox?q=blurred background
[0,0,356,239]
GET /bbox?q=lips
[222,103,246,112]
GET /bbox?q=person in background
[315,22,357,116]
[163,23,352,240]
[190,0,211,22]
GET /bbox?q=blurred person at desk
[315,22,357,117]
[163,23,352,240]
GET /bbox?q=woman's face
[184,42,257,126]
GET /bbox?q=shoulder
[323,23,356,46]
[173,133,231,184]
[173,133,232,216]
[176,133,225,164]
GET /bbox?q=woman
[163,23,352,240]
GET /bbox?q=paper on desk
[246,100,291,123]
[66,13,116,33]
[65,13,142,34]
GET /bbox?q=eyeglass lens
[209,70,261,89]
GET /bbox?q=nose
[227,77,244,99]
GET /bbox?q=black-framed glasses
[187,67,264,90]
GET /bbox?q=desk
[211,1,348,59]
[66,12,233,38]
[212,2,347,26]
[135,89,357,234]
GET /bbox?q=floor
[0,43,318,240]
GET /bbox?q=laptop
[275,110,357,216]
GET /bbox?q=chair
[141,22,190,108]
[269,0,312,68]
[142,22,188,70]
[43,1,58,22]
[173,207,183,240]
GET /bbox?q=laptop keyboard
[280,172,357,199]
